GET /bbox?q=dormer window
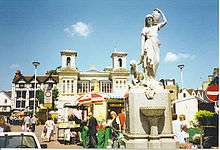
[19,83,25,88]
[66,57,71,67]
[118,58,122,67]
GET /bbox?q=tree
[36,89,44,104]
[52,87,59,110]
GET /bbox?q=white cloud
[164,52,195,63]
[64,21,92,37]
[9,64,19,69]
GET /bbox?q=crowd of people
[49,107,126,148]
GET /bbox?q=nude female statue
[139,8,167,80]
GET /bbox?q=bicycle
[109,127,125,149]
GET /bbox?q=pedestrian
[172,114,182,142]
[87,112,98,148]
[23,115,30,132]
[44,116,55,142]
[179,114,189,128]
[118,108,126,132]
[110,111,121,131]
[0,115,11,132]
[30,115,37,132]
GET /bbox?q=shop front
[106,99,125,119]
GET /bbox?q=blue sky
[0,0,218,90]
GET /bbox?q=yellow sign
[109,103,123,107]
[44,103,52,109]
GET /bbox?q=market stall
[77,92,106,122]
[57,121,80,142]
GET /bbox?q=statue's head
[145,14,154,27]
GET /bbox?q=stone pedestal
[123,86,178,149]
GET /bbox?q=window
[19,83,25,88]
[48,83,53,90]
[66,57,71,67]
[16,91,21,98]
[21,100,25,108]
[100,81,112,93]
[4,99,7,104]
[22,91,26,99]
[29,91,34,99]
[63,80,66,93]
[183,93,186,98]
[0,135,38,148]
[16,101,21,108]
[118,58,122,67]
[29,100,34,109]
[67,80,70,93]
[77,81,90,93]
[77,82,82,93]
[71,80,74,93]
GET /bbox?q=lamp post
[177,64,184,90]
[32,61,40,116]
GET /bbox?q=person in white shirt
[172,114,182,142]
[44,116,55,142]
[23,115,30,132]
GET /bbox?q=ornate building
[56,49,129,110]
[11,49,129,113]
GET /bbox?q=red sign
[206,85,219,102]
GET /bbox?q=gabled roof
[0,91,11,99]
[186,89,194,95]
[13,74,58,84]
[4,91,12,98]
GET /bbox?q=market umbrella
[77,92,104,104]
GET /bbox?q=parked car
[0,132,47,148]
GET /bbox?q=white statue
[130,8,167,99]
[139,8,167,79]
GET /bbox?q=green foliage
[52,87,59,101]
[36,89,44,104]
[195,110,216,120]
[52,87,59,110]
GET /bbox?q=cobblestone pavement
[10,124,83,149]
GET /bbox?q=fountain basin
[140,106,166,117]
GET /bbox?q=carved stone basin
[140,106,166,136]
[140,106,166,117]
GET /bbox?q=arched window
[118,58,122,67]
[66,57,71,67]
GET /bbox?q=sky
[0,0,219,90]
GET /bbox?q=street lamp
[177,64,184,90]
[32,61,40,116]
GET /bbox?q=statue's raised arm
[152,8,167,30]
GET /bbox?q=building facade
[11,49,129,112]
[0,91,12,116]
[56,50,129,109]
[11,70,58,111]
